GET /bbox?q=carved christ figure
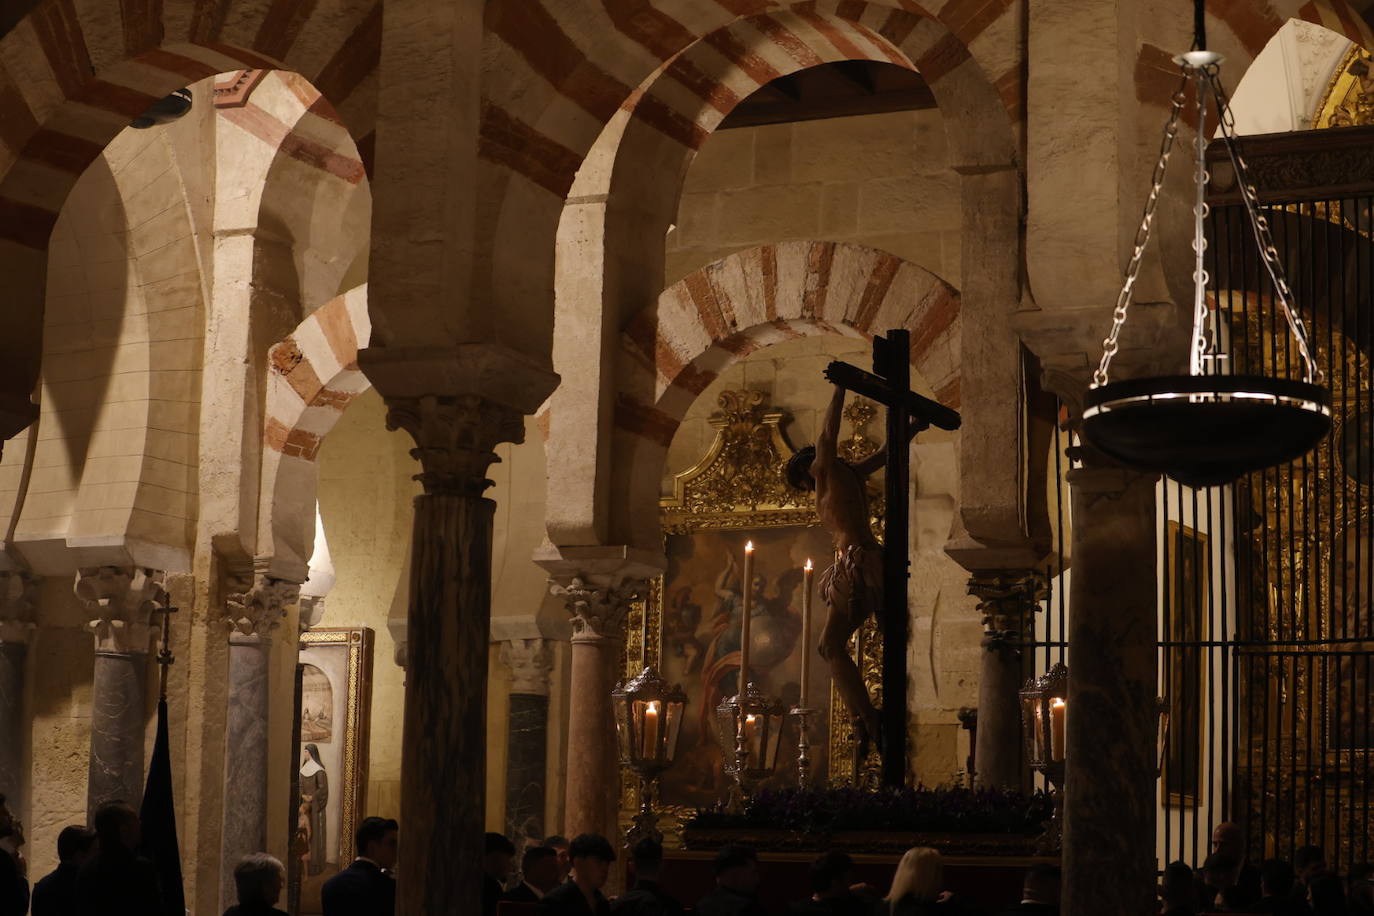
[786,383,894,751]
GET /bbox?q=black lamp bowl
[1081,375,1332,487]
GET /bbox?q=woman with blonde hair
[882,847,945,915]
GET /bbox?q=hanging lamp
[1078,1,1331,487]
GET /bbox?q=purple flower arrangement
[686,784,1053,836]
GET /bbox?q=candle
[744,713,761,765]
[1050,697,1066,762]
[642,700,660,758]
[739,541,754,695]
[800,559,814,708]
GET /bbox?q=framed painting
[620,390,883,840]
[1163,521,1208,807]
[289,627,374,915]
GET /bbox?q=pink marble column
[968,570,1046,791]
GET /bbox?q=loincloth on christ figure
[818,543,883,626]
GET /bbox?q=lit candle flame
[1052,697,1066,708]
[804,558,812,571]
[647,700,659,714]
[745,541,754,553]
[745,714,757,724]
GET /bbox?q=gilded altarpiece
[619,390,884,843]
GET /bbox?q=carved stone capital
[74,566,167,655]
[0,570,38,646]
[550,575,647,644]
[383,394,525,496]
[297,595,326,633]
[500,637,555,695]
[222,570,300,639]
[967,569,1047,650]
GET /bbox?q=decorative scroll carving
[500,638,556,695]
[384,394,525,497]
[224,572,301,638]
[551,576,647,644]
[1317,47,1374,129]
[74,567,167,655]
[0,571,38,645]
[968,571,1048,651]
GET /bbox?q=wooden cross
[825,329,961,786]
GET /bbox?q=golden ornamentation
[621,389,885,844]
[837,398,880,464]
[1316,46,1374,129]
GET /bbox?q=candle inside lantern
[642,700,660,758]
[744,713,761,764]
[739,541,754,694]
[800,559,813,708]
[1050,697,1067,762]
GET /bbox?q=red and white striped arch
[609,240,959,545]
[259,283,372,580]
[0,0,380,416]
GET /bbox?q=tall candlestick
[800,559,813,708]
[1050,697,1066,763]
[739,541,754,694]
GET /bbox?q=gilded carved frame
[619,390,884,844]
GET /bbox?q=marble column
[500,638,555,847]
[74,567,166,817]
[219,568,300,909]
[1062,466,1159,916]
[548,574,646,839]
[0,572,37,811]
[968,570,1046,790]
[382,392,527,915]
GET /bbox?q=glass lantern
[714,682,788,790]
[1019,662,1068,854]
[613,667,687,779]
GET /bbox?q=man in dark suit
[996,864,1060,916]
[506,846,561,903]
[695,846,765,916]
[484,833,516,915]
[74,802,162,916]
[31,825,97,916]
[321,816,398,916]
[540,834,615,916]
[612,838,682,916]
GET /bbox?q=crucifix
[800,329,961,786]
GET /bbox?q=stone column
[1062,465,1159,916]
[0,572,37,811]
[968,570,1046,790]
[74,567,166,816]
[384,392,526,914]
[219,568,300,908]
[500,638,555,846]
[547,573,646,839]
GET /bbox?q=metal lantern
[1020,663,1069,853]
[613,665,687,844]
[714,682,788,791]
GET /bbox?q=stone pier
[968,570,1046,790]
[500,638,555,847]
[1062,465,1159,916]
[0,572,37,810]
[74,567,166,816]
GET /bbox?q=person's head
[1023,863,1061,906]
[1309,874,1348,916]
[1203,853,1239,890]
[55,825,97,867]
[521,845,561,893]
[544,835,571,878]
[1296,845,1327,883]
[1161,861,1195,909]
[886,847,942,904]
[1212,822,1246,861]
[234,853,286,907]
[569,834,615,891]
[484,832,516,883]
[354,816,399,870]
[786,448,817,492]
[0,794,12,840]
[92,802,140,853]
[1260,859,1295,898]
[714,845,760,895]
[631,837,664,882]
[302,744,323,767]
[1348,863,1374,905]
[810,851,854,898]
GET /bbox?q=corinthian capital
[383,394,525,496]
[967,570,1047,650]
[500,638,555,695]
[550,575,646,644]
[0,570,38,646]
[74,566,167,655]
[223,571,300,638]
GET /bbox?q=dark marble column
[1062,466,1159,916]
[218,571,299,908]
[75,567,165,818]
[500,638,554,847]
[0,571,37,812]
[969,570,1045,790]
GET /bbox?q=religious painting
[290,628,374,916]
[1163,521,1208,807]
[621,389,883,839]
